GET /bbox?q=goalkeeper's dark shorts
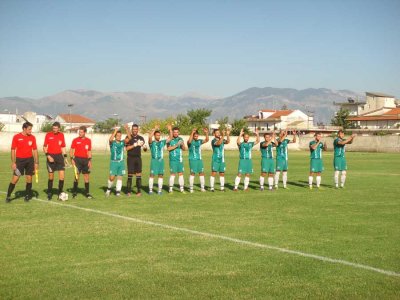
[127,156,142,174]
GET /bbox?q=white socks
[341,171,346,187]
[149,177,154,192]
[199,175,205,189]
[334,171,339,187]
[268,177,274,189]
[178,175,184,190]
[234,176,241,189]
[189,175,195,190]
[116,179,122,192]
[107,180,113,189]
[210,176,215,189]
[316,176,321,187]
[158,177,163,192]
[169,175,175,191]
[275,172,280,186]
[259,176,265,188]
[244,177,250,190]
[309,176,313,186]
[220,176,225,190]
[282,172,287,188]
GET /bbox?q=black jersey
[126,135,145,157]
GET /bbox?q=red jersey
[11,133,37,158]
[71,137,92,158]
[44,132,66,154]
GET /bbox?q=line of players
[4,121,355,202]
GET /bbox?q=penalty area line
[2,191,399,278]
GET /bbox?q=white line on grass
[3,192,400,278]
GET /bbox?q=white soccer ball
[59,192,69,201]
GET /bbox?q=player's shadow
[287,181,308,188]
[298,180,332,188]
[66,187,86,196]
[10,190,39,202]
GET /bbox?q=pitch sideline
[2,192,399,278]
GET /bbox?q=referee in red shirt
[43,122,67,200]
[6,122,39,203]
[70,126,93,199]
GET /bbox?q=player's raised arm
[291,130,297,143]
[148,128,155,145]
[124,124,132,141]
[237,128,244,146]
[202,128,209,144]
[254,128,260,145]
[180,138,187,151]
[109,127,119,143]
[224,129,231,144]
[272,132,278,145]
[187,128,196,146]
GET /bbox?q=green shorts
[261,158,275,173]
[238,159,253,174]
[212,160,226,173]
[150,158,164,176]
[334,157,347,171]
[189,160,204,174]
[310,158,324,173]
[109,160,126,176]
[169,160,184,173]
[276,158,288,171]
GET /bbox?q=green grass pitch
[1,150,399,299]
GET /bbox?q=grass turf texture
[0,151,399,299]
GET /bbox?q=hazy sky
[0,0,399,98]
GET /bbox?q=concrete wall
[0,132,399,153]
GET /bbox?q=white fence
[0,132,399,153]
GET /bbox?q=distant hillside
[0,87,362,124]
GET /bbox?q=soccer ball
[59,192,69,201]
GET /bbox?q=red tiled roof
[58,114,95,124]
[383,108,400,115]
[347,115,400,121]
[260,109,276,112]
[269,110,293,118]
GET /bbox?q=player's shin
[274,171,280,187]
[47,179,54,193]
[58,180,64,194]
[219,176,225,190]
[169,175,175,192]
[189,175,195,191]
[136,176,142,193]
[334,171,339,187]
[341,171,346,187]
[158,177,163,192]
[116,179,122,192]
[282,172,287,188]
[210,176,215,189]
[268,176,274,190]
[199,175,205,189]
[234,176,241,189]
[244,176,250,190]
[316,175,321,187]
[259,176,265,188]
[149,177,154,192]
[178,175,184,191]
[308,175,313,187]
[7,183,16,198]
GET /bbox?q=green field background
[1,151,399,299]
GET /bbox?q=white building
[337,92,400,129]
[54,114,96,133]
[0,112,53,132]
[245,109,313,133]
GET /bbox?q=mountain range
[0,87,362,124]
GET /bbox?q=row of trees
[90,109,250,135]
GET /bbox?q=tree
[216,116,229,131]
[140,117,176,134]
[41,122,65,132]
[93,118,121,133]
[231,119,250,136]
[331,108,351,129]
[175,114,192,135]
[187,108,212,127]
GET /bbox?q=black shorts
[127,156,142,174]
[74,157,90,174]
[46,154,65,173]
[15,157,35,176]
